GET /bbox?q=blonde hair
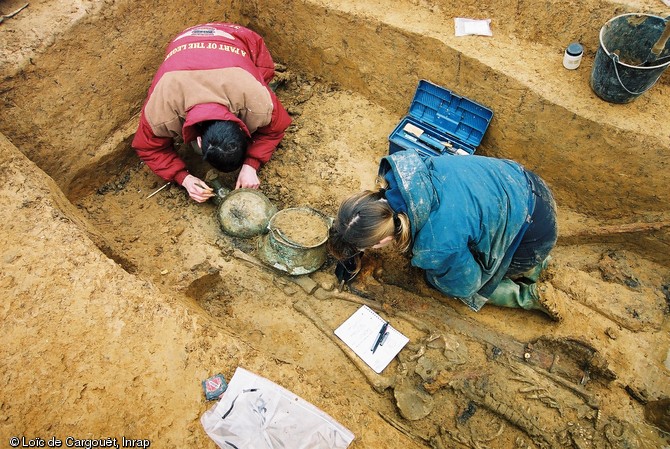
[328,176,411,261]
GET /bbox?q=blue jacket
[380,150,533,310]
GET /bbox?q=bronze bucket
[257,207,333,275]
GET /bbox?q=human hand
[235,164,260,189]
[335,254,362,291]
[182,174,215,203]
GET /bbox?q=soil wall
[1,0,668,224]
[0,0,246,201]
[237,0,670,222]
[0,133,243,447]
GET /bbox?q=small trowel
[402,123,470,155]
[403,123,452,151]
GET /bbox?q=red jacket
[132,23,292,185]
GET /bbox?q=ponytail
[377,175,411,253]
[328,180,412,261]
[395,213,411,252]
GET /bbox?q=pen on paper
[379,331,389,347]
[371,321,389,353]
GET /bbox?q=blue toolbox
[388,80,493,157]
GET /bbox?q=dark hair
[200,120,249,172]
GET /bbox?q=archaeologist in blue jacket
[328,149,561,321]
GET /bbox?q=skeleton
[509,364,563,415]
[445,368,566,449]
[232,249,609,447]
[440,419,506,449]
[292,299,395,393]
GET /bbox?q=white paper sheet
[454,18,493,37]
[201,367,355,449]
[334,305,409,373]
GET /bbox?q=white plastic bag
[454,18,493,36]
[201,367,355,449]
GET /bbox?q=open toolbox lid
[406,80,493,150]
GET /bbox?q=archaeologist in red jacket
[132,23,292,202]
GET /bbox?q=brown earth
[1,0,670,448]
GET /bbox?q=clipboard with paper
[334,305,409,373]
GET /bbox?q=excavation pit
[1,1,669,447]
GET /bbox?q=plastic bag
[201,367,355,449]
[454,18,493,37]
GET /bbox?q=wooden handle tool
[650,19,670,58]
